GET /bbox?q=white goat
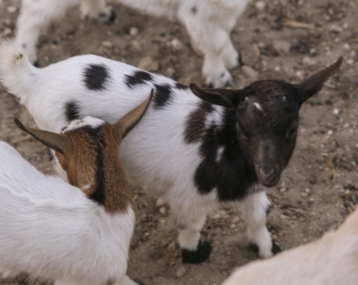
[0,40,342,264]
[0,93,152,285]
[15,0,250,88]
[222,208,358,285]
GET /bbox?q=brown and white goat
[0,93,152,285]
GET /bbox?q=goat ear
[14,118,73,157]
[296,56,343,104]
[189,83,243,108]
[112,89,153,141]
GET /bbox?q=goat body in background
[15,0,249,87]
[222,207,358,285]
[0,94,152,285]
[0,40,342,264]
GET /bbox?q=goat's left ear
[295,56,343,104]
[112,89,153,141]
[190,83,244,108]
[14,118,73,157]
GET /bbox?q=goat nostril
[259,167,275,178]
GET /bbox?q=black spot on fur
[33,60,39,67]
[249,241,281,257]
[85,126,106,205]
[153,84,172,109]
[125,70,153,88]
[185,105,256,201]
[191,5,198,14]
[175,82,189,90]
[65,101,80,122]
[184,101,213,143]
[84,64,110,91]
[182,240,212,264]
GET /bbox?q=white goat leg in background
[15,0,249,87]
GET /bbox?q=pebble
[303,56,316,66]
[176,266,187,278]
[170,38,182,51]
[346,59,354,65]
[138,56,159,71]
[255,1,266,12]
[241,65,258,80]
[273,40,291,55]
[102,41,112,48]
[167,242,177,252]
[159,206,166,215]
[6,5,16,13]
[329,24,343,34]
[156,195,167,207]
[333,108,340,115]
[129,27,139,36]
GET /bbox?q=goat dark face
[190,57,342,187]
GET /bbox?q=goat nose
[259,167,275,178]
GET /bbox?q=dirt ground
[0,0,358,284]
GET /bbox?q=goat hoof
[107,9,116,23]
[181,240,212,264]
[248,242,259,255]
[237,53,244,66]
[271,240,281,255]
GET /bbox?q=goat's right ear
[14,118,73,157]
[111,89,153,141]
[189,83,244,108]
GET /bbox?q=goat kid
[0,93,152,285]
[15,0,249,87]
[0,40,342,264]
[222,207,358,285]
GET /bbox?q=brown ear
[189,83,243,108]
[112,89,153,141]
[296,56,343,104]
[14,118,73,157]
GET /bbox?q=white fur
[0,142,135,285]
[0,41,272,257]
[223,208,358,285]
[15,0,250,87]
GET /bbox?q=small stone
[144,232,150,237]
[273,40,291,55]
[346,59,354,65]
[303,57,316,66]
[156,195,167,207]
[255,1,266,12]
[191,41,203,57]
[159,206,167,215]
[138,56,159,71]
[309,48,318,56]
[333,108,340,115]
[241,65,259,80]
[129,27,138,36]
[6,6,16,13]
[168,242,177,252]
[166,67,175,77]
[329,24,343,34]
[170,38,182,50]
[232,216,240,223]
[102,41,112,48]
[176,266,187,278]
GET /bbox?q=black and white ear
[189,83,244,108]
[296,56,343,104]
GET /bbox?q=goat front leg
[80,0,115,23]
[240,189,280,258]
[172,204,212,264]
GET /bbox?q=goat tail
[0,39,38,99]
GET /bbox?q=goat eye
[286,127,297,138]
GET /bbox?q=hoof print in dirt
[181,240,212,264]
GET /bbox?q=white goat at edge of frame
[0,92,152,285]
[0,39,342,264]
[15,0,250,88]
[222,207,358,285]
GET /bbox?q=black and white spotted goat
[15,0,249,88]
[0,40,342,264]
